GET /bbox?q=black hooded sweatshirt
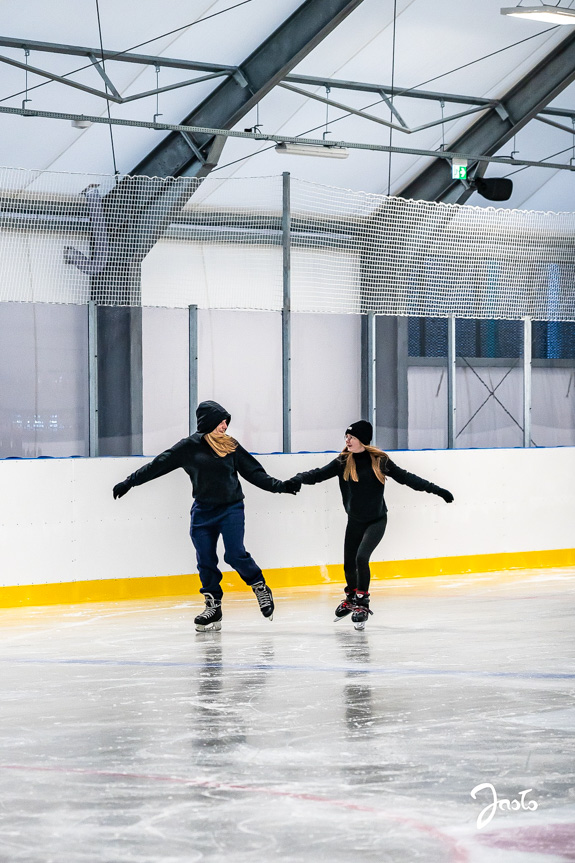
[294,451,445,522]
[123,400,287,505]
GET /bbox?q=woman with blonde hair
[113,400,300,631]
[289,420,453,629]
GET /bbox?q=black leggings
[343,514,387,593]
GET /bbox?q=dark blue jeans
[190,500,264,600]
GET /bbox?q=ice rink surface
[1,569,575,863]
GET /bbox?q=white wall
[141,240,282,310]
[197,310,283,453]
[142,308,361,456]
[0,229,91,304]
[291,313,361,453]
[142,306,190,455]
[0,447,573,589]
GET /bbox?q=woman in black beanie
[113,400,300,631]
[289,421,453,629]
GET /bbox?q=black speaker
[474,177,513,202]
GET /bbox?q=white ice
[1,570,575,862]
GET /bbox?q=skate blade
[195,621,222,632]
[353,621,366,631]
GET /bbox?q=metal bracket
[232,68,249,88]
[203,135,227,169]
[179,130,206,164]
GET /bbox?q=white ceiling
[0,0,574,210]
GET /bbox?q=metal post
[189,304,198,436]
[366,312,376,441]
[282,171,291,454]
[447,315,456,449]
[88,300,99,457]
[523,315,532,448]
[396,316,409,449]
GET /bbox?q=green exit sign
[451,159,468,180]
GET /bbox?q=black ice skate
[334,587,356,621]
[252,580,274,620]
[351,591,373,631]
[194,593,222,631]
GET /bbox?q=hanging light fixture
[275,142,349,159]
[501,5,575,24]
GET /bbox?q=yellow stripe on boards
[1,547,575,608]
[368,547,575,580]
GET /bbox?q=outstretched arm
[290,458,341,487]
[235,445,300,494]
[113,439,189,499]
[384,457,454,502]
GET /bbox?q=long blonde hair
[341,445,388,485]
[204,432,238,457]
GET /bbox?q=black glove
[435,486,454,504]
[281,478,301,495]
[113,480,132,500]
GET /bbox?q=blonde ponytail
[341,445,388,485]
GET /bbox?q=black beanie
[345,420,372,445]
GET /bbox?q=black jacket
[294,450,445,522]
[123,400,288,505]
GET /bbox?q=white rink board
[0,447,573,588]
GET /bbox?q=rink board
[0,448,574,606]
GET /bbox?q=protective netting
[1,165,575,319]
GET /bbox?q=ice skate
[334,587,356,622]
[194,593,222,631]
[351,591,373,631]
[252,580,274,620]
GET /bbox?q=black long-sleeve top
[125,433,286,506]
[293,450,443,522]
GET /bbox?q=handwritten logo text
[470,783,538,829]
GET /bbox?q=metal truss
[281,73,575,131]
[2,27,575,174]
[4,34,573,132]
[0,36,247,106]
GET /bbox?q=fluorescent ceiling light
[501,5,575,24]
[275,141,349,159]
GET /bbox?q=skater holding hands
[288,421,453,629]
[113,400,300,631]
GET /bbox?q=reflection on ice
[1,570,575,862]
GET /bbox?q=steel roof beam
[284,73,575,121]
[284,73,498,106]
[397,29,575,203]
[0,36,238,73]
[0,51,124,102]
[279,81,489,134]
[130,0,367,178]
